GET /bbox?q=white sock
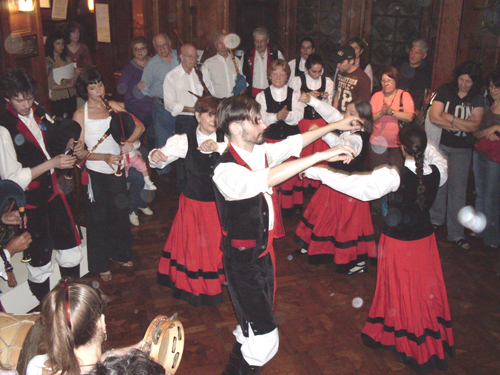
[144,175,152,184]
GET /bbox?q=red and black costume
[362,164,455,374]
[261,87,302,214]
[1,105,81,300]
[157,128,226,306]
[295,131,376,271]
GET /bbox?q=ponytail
[41,279,106,375]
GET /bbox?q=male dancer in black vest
[213,95,360,375]
[0,69,81,302]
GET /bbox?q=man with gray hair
[139,33,179,180]
[202,33,245,98]
[243,27,284,98]
[395,39,432,111]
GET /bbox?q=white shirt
[202,54,244,98]
[255,85,305,126]
[304,144,448,201]
[307,96,344,123]
[252,50,285,90]
[83,103,119,174]
[163,64,204,117]
[322,131,363,156]
[290,72,334,104]
[213,134,303,230]
[288,57,306,82]
[26,354,49,375]
[148,126,228,169]
[0,109,53,190]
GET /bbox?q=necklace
[383,90,398,107]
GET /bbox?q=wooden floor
[81,173,500,375]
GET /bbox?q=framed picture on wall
[52,0,68,19]
[40,0,51,8]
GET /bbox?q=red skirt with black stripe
[157,194,225,306]
[298,118,329,189]
[265,138,303,211]
[361,233,455,375]
[294,185,376,267]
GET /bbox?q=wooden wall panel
[431,0,464,91]
[1,0,49,107]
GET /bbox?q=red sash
[7,105,81,246]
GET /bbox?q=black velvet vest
[383,165,440,241]
[183,128,225,202]
[329,131,371,173]
[294,57,304,78]
[214,149,271,260]
[300,74,326,120]
[262,87,300,140]
[2,107,53,206]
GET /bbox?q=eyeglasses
[489,84,500,91]
[155,43,169,50]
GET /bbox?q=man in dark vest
[243,27,284,98]
[0,69,81,302]
[213,95,360,375]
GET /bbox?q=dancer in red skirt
[295,97,376,274]
[256,59,305,216]
[304,124,453,374]
[290,54,335,189]
[149,96,227,306]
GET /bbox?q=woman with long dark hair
[300,125,452,374]
[64,22,92,76]
[45,30,77,119]
[472,69,500,253]
[428,61,484,250]
[288,36,315,81]
[290,53,334,189]
[295,98,377,275]
[361,125,454,374]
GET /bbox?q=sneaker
[139,206,153,215]
[347,261,367,275]
[129,212,140,226]
[144,180,157,190]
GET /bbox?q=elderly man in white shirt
[202,33,245,99]
[163,43,206,191]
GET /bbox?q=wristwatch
[391,109,395,116]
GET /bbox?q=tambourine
[141,314,184,374]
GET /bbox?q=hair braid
[414,149,426,210]
[399,124,428,211]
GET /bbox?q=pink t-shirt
[370,89,414,148]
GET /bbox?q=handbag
[399,90,437,128]
[398,90,407,129]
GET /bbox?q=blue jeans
[152,97,176,175]
[430,144,472,241]
[127,167,148,215]
[473,151,500,246]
